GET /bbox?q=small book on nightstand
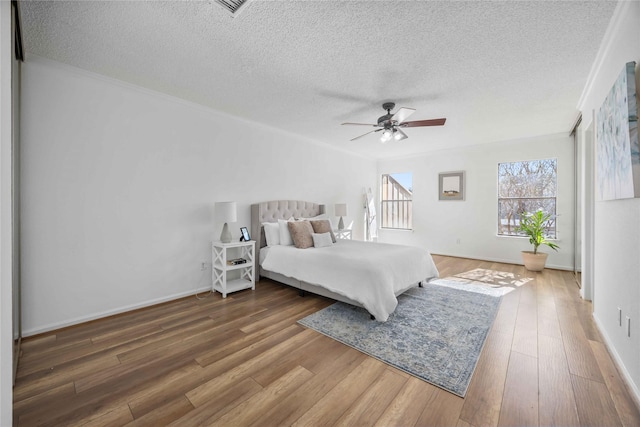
[227,258,247,266]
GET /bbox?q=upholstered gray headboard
[250,200,326,280]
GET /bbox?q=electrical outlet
[201,262,207,271]
[456,238,461,244]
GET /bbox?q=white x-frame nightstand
[211,240,255,298]
[334,229,352,240]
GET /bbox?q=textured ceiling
[19,0,616,159]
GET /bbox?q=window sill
[496,234,561,242]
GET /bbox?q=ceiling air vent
[215,0,251,17]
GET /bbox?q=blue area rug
[298,279,503,397]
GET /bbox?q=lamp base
[338,217,344,230]
[220,223,232,243]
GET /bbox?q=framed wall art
[596,61,639,200]
[439,171,465,201]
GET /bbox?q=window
[498,159,557,237]
[381,173,412,229]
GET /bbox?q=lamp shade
[215,201,237,223]
[334,203,347,217]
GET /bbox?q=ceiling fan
[342,102,446,143]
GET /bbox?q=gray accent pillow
[312,232,334,248]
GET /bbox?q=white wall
[0,1,14,424]
[377,133,575,270]
[578,0,640,401]
[20,56,376,335]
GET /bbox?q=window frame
[380,173,413,230]
[497,158,558,239]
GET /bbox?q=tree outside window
[498,159,557,238]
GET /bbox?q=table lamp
[335,203,347,230]
[216,201,237,243]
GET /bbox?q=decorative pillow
[278,218,294,246]
[310,219,336,243]
[312,232,334,248]
[262,222,280,246]
[288,221,314,249]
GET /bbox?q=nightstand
[212,240,255,298]
[334,229,352,240]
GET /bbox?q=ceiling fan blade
[350,129,382,141]
[390,107,416,124]
[341,122,378,126]
[400,118,447,127]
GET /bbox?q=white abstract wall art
[438,171,465,201]
[596,61,639,201]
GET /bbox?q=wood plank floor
[13,256,640,426]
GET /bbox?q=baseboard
[22,286,213,337]
[593,313,640,408]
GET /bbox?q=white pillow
[312,232,334,248]
[262,222,280,246]
[278,218,294,246]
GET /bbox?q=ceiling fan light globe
[380,130,392,143]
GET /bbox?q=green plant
[518,209,560,254]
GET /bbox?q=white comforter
[260,240,439,321]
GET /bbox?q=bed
[250,200,439,321]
